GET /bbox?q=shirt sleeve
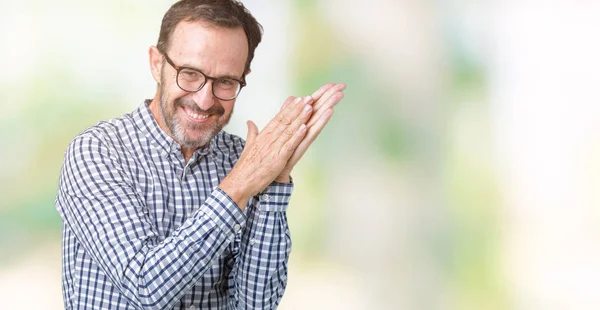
[55,133,246,310]
[228,181,293,309]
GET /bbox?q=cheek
[223,103,235,117]
[162,72,185,97]
[163,87,188,107]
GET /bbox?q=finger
[273,102,312,147]
[289,108,334,164]
[260,97,301,144]
[307,90,344,127]
[263,96,303,134]
[246,120,259,145]
[306,109,334,144]
[280,123,308,158]
[311,83,336,101]
[313,83,346,111]
[279,96,297,112]
[264,95,311,142]
[277,96,310,127]
[312,83,346,113]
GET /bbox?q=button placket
[181,167,188,182]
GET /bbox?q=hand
[275,82,346,182]
[219,95,315,209]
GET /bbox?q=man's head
[157,0,262,76]
[148,0,263,151]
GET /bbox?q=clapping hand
[219,83,346,209]
[275,83,346,182]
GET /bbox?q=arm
[228,182,293,309]
[226,83,347,308]
[56,133,245,309]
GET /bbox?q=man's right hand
[218,95,314,210]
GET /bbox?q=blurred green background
[2,1,600,309]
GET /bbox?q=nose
[191,80,216,111]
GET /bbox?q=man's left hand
[274,82,346,182]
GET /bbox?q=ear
[149,46,163,84]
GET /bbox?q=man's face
[152,21,248,149]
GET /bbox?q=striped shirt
[55,101,292,309]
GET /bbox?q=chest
[131,152,231,239]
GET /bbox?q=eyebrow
[180,63,243,81]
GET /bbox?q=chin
[180,128,219,148]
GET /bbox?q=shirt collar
[132,99,215,158]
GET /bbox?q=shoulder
[65,112,137,162]
[85,112,136,143]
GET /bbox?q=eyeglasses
[162,53,246,101]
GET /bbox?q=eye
[218,78,236,86]
[180,69,200,79]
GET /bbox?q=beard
[158,80,231,149]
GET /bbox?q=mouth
[180,105,212,123]
[187,110,210,119]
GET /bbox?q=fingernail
[294,97,302,104]
[303,105,311,113]
[304,95,313,103]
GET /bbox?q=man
[55,0,345,309]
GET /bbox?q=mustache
[175,97,225,116]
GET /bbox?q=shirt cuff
[256,181,294,212]
[197,188,246,236]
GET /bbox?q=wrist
[274,173,291,183]
[219,176,250,211]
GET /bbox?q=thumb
[246,120,259,144]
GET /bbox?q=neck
[181,147,195,163]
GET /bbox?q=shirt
[55,101,293,309]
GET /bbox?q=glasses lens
[213,78,241,100]
[177,68,206,92]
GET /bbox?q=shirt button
[261,194,270,201]
[234,224,241,233]
[189,306,195,310]
[250,239,256,246]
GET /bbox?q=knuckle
[279,117,291,125]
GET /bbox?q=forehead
[168,21,248,76]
